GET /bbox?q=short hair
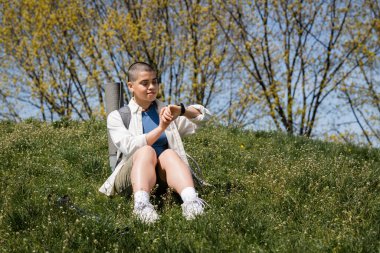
[127,62,155,82]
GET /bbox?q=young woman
[99,62,211,223]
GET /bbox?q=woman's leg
[157,149,194,194]
[130,146,159,223]
[130,145,157,192]
[158,149,206,220]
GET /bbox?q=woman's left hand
[167,104,182,120]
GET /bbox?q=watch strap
[179,103,186,116]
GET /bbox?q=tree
[1,0,379,149]
[0,0,228,120]
[337,1,380,146]
[0,0,107,120]
[171,0,229,106]
[213,0,374,137]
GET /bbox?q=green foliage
[0,0,227,120]
[0,121,379,252]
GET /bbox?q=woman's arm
[168,104,201,120]
[145,107,172,146]
[107,111,147,156]
[167,104,212,137]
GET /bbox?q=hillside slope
[0,120,379,252]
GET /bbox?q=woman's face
[128,71,158,108]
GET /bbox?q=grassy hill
[0,119,379,252]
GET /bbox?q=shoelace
[194,197,209,207]
[134,202,158,223]
[134,202,155,212]
[183,197,210,211]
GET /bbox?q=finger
[164,114,173,121]
[163,109,172,118]
[165,107,173,116]
[160,107,167,117]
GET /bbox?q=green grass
[0,119,379,252]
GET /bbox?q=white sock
[134,191,150,206]
[180,187,197,203]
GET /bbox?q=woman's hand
[168,104,201,119]
[146,107,172,146]
[167,104,182,121]
[159,107,173,130]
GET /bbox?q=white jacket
[99,98,212,196]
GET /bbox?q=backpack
[105,82,127,171]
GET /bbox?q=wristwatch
[179,103,186,116]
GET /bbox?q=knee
[158,149,185,170]
[133,145,157,164]
[159,149,182,163]
[160,149,177,158]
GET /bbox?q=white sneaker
[181,197,207,220]
[133,202,159,224]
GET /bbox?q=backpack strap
[118,105,131,129]
[111,105,131,171]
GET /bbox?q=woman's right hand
[146,107,173,146]
[159,107,173,130]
